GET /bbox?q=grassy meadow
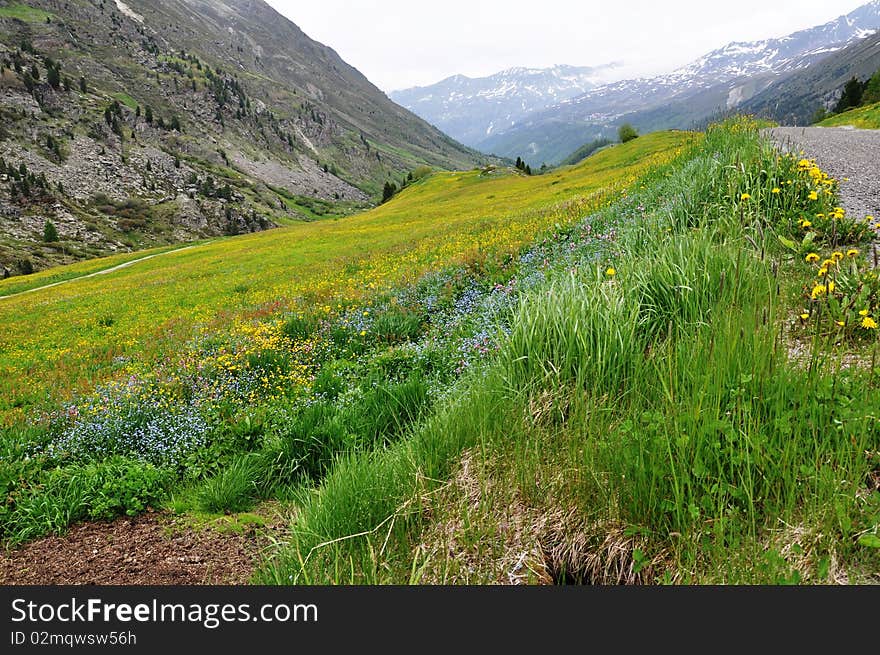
[818,101,880,129]
[1,119,878,584]
[0,130,690,425]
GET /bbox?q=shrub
[42,220,58,243]
[618,123,639,143]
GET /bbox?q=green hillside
[1,120,878,585]
[0,0,485,274]
[819,101,880,128]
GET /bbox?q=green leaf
[777,235,797,251]
[857,533,880,548]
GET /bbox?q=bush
[88,458,172,519]
[43,220,58,243]
[618,123,639,143]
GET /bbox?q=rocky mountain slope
[476,0,880,165]
[739,31,880,124]
[0,0,484,275]
[389,63,623,148]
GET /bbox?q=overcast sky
[264,0,872,92]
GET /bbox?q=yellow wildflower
[740,193,751,201]
[811,284,826,299]
[862,317,878,330]
[817,268,828,277]
[606,267,617,277]
[846,249,859,258]
[859,309,870,317]
[805,253,819,263]
[799,313,809,321]
[832,251,844,261]
[771,188,781,194]
[808,191,818,201]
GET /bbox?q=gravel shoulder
[765,126,880,224]
[765,126,880,264]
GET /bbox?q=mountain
[390,63,623,148]
[0,0,484,274]
[738,30,880,124]
[477,0,880,165]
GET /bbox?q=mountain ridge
[0,0,485,274]
[404,1,880,165]
[390,62,624,147]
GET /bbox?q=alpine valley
[0,0,485,272]
[395,0,880,165]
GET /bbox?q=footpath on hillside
[766,126,880,264]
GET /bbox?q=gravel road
[765,126,880,224]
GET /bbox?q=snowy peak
[475,0,880,166]
[389,62,624,146]
[672,1,880,84]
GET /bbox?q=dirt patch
[0,508,289,585]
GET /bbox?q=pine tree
[381,181,397,203]
[863,68,880,105]
[79,76,87,93]
[145,105,153,124]
[834,76,865,113]
[47,65,60,90]
[43,220,59,243]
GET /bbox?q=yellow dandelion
[771,188,781,194]
[799,313,810,321]
[828,281,835,293]
[862,316,878,330]
[817,267,828,277]
[811,284,826,299]
[832,251,844,261]
[859,309,870,317]
[740,193,751,201]
[835,321,845,327]
[606,267,617,277]
[805,253,819,263]
[808,191,818,201]
[846,249,859,258]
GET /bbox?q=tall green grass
[257,119,880,584]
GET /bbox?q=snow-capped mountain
[476,0,880,165]
[389,63,624,147]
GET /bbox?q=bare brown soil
[0,508,287,585]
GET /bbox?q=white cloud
[265,0,873,91]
